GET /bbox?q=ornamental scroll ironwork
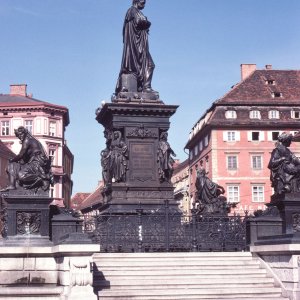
[127,125,158,139]
[89,201,248,253]
[17,212,41,235]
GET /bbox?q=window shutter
[259,131,265,141]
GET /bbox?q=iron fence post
[191,203,198,252]
[165,200,170,252]
[136,206,144,253]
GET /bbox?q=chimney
[10,84,27,96]
[265,64,272,70]
[241,64,256,81]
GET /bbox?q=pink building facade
[0,84,73,207]
[185,65,300,215]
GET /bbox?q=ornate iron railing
[87,201,248,252]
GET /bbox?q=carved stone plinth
[1,192,53,245]
[96,102,178,213]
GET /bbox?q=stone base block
[0,243,100,299]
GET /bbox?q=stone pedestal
[254,192,300,245]
[1,192,53,246]
[96,102,178,214]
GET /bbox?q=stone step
[95,277,275,287]
[97,282,276,290]
[0,286,63,299]
[95,259,260,267]
[97,264,262,271]
[94,252,252,258]
[98,287,284,299]
[94,268,268,277]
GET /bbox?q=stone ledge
[251,243,300,254]
[0,244,100,256]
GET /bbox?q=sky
[0,0,300,195]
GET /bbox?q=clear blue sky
[1,0,300,195]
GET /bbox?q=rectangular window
[204,135,209,146]
[199,141,203,152]
[227,156,237,170]
[223,131,240,142]
[49,149,56,165]
[228,131,236,142]
[1,121,10,136]
[250,110,261,119]
[49,121,56,137]
[24,120,33,133]
[269,110,279,119]
[252,132,259,141]
[252,186,264,202]
[225,110,237,119]
[291,111,300,119]
[194,145,198,156]
[227,186,240,203]
[252,155,262,169]
[272,132,280,141]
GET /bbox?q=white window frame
[252,185,265,202]
[291,111,300,119]
[204,135,209,146]
[1,121,10,136]
[49,121,56,137]
[227,155,238,170]
[49,148,56,166]
[224,131,240,142]
[249,110,261,119]
[252,155,262,170]
[24,120,33,133]
[227,185,240,203]
[225,110,237,119]
[268,110,280,119]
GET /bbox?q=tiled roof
[0,94,70,125]
[217,70,300,105]
[70,192,91,209]
[79,182,104,212]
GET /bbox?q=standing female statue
[110,131,129,182]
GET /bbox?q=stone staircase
[93,252,287,300]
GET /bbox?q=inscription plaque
[130,142,156,182]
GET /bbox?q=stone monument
[96,0,178,213]
[0,126,53,245]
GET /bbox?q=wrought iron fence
[86,201,248,253]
